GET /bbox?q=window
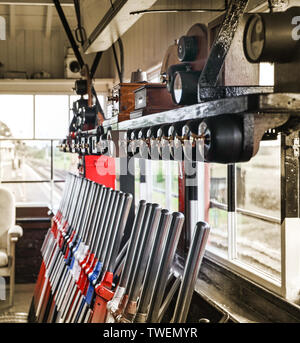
[0,94,79,208]
[207,163,228,258]
[200,41,281,295]
[0,95,34,138]
[134,159,179,212]
[259,63,274,86]
[146,63,162,83]
[35,95,69,139]
[204,136,282,294]
[152,160,167,207]
[236,138,281,279]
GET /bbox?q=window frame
[0,136,72,209]
[200,134,300,300]
[204,162,282,294]
[0,92,75,208]
[200,5,287,297]
[134,159,179,212]
[0,79,110,208]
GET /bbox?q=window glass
[207,163,228,256]
[171,196,179,212]
[152,160,166,207]
[236,213,281,279]
[1,142,75,207]
[146,64,162,83]
[236,137,281,279]
[210,163,227,205]
[53,140,78,180]
[35,95,69,139]
[70,95,80,104]
[135,159,179,212]
[170,161,179,212]
[0,140,51,181]
[259,62,274,86]
[236,138,280,218]
[0,94,77,207]
[52,181,66,208]
[0,95,34,138]
[208,208,228,256]
[133,159,178,212]
[2,182,52,206]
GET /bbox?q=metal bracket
[198,0,250,89]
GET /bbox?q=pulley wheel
[75,79,88,95]
[178,36,198,62]
[198,115,243,163]
[83,106,97,125]
[171,70,201,105]
[166,63,189,92]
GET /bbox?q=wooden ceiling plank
[9,4,15,40]
[45,5,53,38]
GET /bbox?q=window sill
[205,248,282,295]
[174,254,300,323]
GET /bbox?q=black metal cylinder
[178,36,198,62]
[198,114,243,164]
[243,7,300,63]
[171,71,201,105]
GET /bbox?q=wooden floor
[0,283,35,322]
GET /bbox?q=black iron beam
[198,0,249,88]
[53,0,84,68]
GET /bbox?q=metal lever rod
[105,200,147,323]
[147,212,185,323]
[171,221,210,323]
[134,209,171,323]
[122,203,161,322]
[105,193,133,275]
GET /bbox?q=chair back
[0,187,15,250]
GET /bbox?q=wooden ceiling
[0,1,76,39]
